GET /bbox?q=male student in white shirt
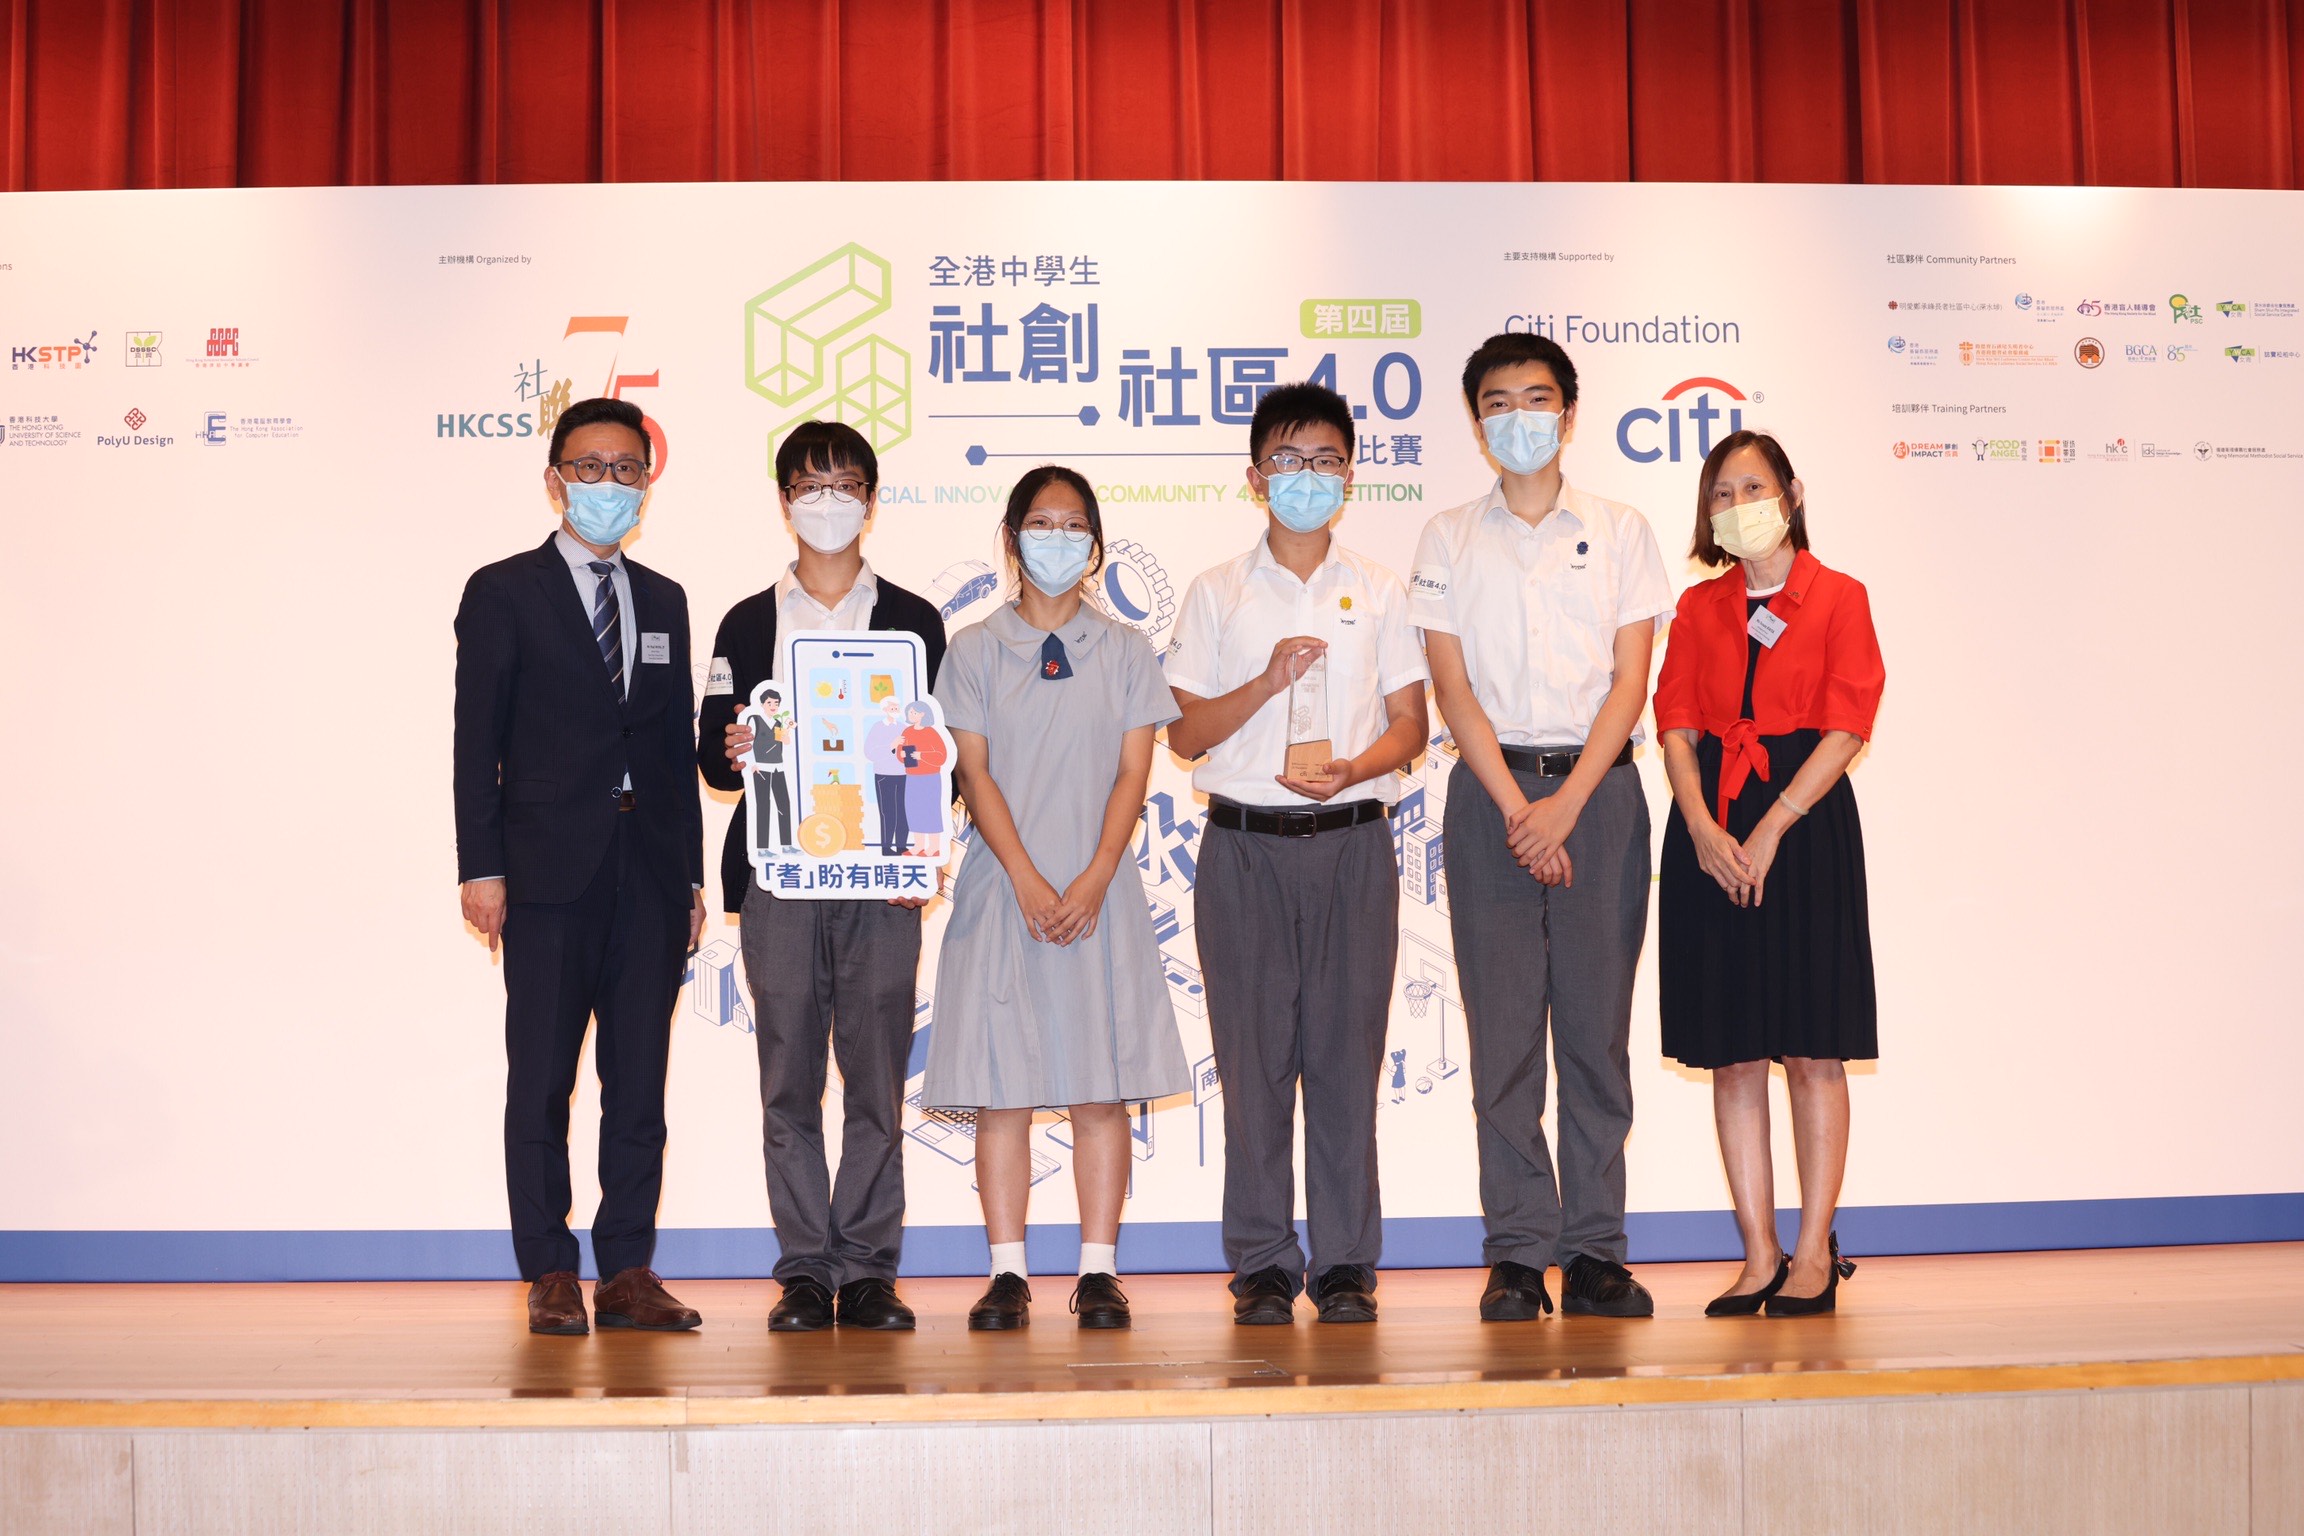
[1409,334,1674,1322]
[1166,381,1430,1326]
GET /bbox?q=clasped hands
[1692,819,1779,908]
[1503,795,1576,887]
[1011,861,1113,946]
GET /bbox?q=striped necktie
[587,560,625,698]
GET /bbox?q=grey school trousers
[1194,813,1399,1294]
[1443,759,1650,1270]
[739,884,922,1289]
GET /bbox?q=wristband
[1778,793,1810,817]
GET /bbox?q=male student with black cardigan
[697,420,947,1333]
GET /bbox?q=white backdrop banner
[3,181,2300,1278]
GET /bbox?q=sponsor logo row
[2,407,299,448]
[7,328,260,371]
[1888,336,2297,366]
[1887,295,2297,324]
[1892,437,2288,463]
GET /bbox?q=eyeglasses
[557,456,648,486]
[785,479,869,503]
[1256,451,1347,476]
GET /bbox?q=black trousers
[500,817,687,1280]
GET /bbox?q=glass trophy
[1283,651,1334,783]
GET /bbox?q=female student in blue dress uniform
[927,465,1190,1331]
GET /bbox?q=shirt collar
[554,528,625,573]
[985,598,1112,660]
[775,558,878,615]
[1479,477,1588,534]
[1247,532,1347,588]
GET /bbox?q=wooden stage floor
[2,1244,2298,1429]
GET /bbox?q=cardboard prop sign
[742,629,955,899]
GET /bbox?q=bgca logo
[10,332,97,370]
[1616,376,1756,463]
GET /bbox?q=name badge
[641,632,671,665]
[1747,607,1788,649]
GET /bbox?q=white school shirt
[1408,479,1674,747]
[774,558,879,633]
[1164,535,1430,807]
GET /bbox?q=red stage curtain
[3,0,2298,190]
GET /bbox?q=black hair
[1248,380,1356,463]
[760,684,783,703]
[1690,429,1811,569]
[1459,333,1579,415]
[546,396,650,466]
[774,419,879,493]
[1000,465,1105,586]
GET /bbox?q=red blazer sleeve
[1651,584,1707,734]
[1818,577,1886,739]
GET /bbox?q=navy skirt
[1659,729,1878,1069]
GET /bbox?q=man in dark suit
[454,396,708,1335]
[698,419,945,1333]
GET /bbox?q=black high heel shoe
[1704,1256,1789,1317]
[1764,1233,1857,1316]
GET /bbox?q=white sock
[989,1241,1028,1280]
[1078,1242,1117,1279]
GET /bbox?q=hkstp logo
[10,332,97,370]
[1616,376,1754,464]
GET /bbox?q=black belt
[1498,741,1633,777]
[612,789,637,811]
[1207,798,1390,838]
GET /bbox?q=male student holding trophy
[1165,382,1429,1326]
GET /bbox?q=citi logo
[1616,377,1752,464]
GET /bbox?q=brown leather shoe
[527,1270,588,1335]
[593,1267,702,1331]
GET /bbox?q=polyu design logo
[1616,377,1754,463]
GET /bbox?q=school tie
[1039,632,1073,681]
[588,560,625,698]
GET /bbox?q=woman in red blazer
[1653,430,1885,1318]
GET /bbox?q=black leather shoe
[968,1272,1032,1331]
[835,1276,916,1331]
[1561,1253,1655,1317]
[1478,1260,1554,1322]
[1309,1265,1377,1324]
[1231,1265,1297,1326]
[767,1277,835,1333]
[1706,1256,1789,1318]
[1070,1272,1132,1330]
[1765,1234,1856,1317]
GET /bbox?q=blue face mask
[1264,468,1346,532]
[1018,528,1093,595]
[1482,408,1563,475]
[562,479,645,546]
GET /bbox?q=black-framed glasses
[557,456,648,487]
[1256,451,1347,476]
[784,478,870,503]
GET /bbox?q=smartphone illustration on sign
[747,630,952,899]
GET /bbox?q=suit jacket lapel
[623,563,661,714]
[530,538,623,714]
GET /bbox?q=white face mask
[1710,495,1790,560]
[788,489,869,554]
